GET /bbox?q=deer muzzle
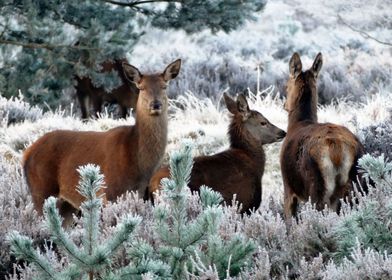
[149,100,163,115]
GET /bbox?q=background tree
[0,0,266,109]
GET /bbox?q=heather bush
[323,246,392,280]
[0,156,45,279]
[359,117,392,160]
[0,94,43,126]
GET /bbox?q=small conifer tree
[333,154,392,262]
[150,142,255,279]
[7,164,142,280]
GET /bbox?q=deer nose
[278,130,287,139]
[150,101,162,111]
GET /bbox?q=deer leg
[77,95,89,120]
[91,96,103,119]
[56,198,79,228]
[119,106,128,119]
[284,186,298,229]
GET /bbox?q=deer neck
[228,121,266,166]
[288,86,318,132]
[135,108,168,175]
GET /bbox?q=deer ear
[311,52,323,78]
[289,52,302,79]
[123,63,142,84]
[223,92,237,114]
[236,93,251,120]
[163,59,181,82]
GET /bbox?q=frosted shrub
[0,94,43,126]
[323,245,392,280]
[243,205,290,277]
[0,157,45,278]
[359,118,392,160]
[291,204,337,259]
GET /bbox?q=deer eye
[260,121,267,126]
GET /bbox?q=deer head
[224,93,286,145]
[123,59,181,116]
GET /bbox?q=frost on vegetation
[7,164,143,280]
[5,144,255,279]
[1,84,392,278]
[359,117,392,161]
[0,93,43,126]
[3,138,392,279]
[322,245,392,280]
[130,0,392,104]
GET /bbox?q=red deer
[280,52,365,221]
[23,59,181,221]
[75,59,139,119]
[149,93,286,213]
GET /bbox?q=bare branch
[337,14,392,47]
[102,0,181,8]
[0,39,99,51]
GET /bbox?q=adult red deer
[280,52,365,221]
[149,93,286,213]
[75,59,139,119]
[24,59,181,220]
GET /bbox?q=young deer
[280,52,365,221]
[24,59,181,220]
[149,93,286,213]
[75,59,139,119]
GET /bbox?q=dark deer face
[122,59,181,116]
[284,52,323,112]
[224,93,286,144]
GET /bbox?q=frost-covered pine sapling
[333,154,392,262]
[153,142,255,279]
[358,154,392,186]
[7,164,141,280]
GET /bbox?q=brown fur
[149,93,286,213]
[75,59,139,119]
[24,59,181,219]
[280,52,365,221]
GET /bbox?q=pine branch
[0,39,99,51]
[7,231,57,279]
[337,14,392,47]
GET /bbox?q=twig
[102,0,182,8]
[337,14,392,47]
